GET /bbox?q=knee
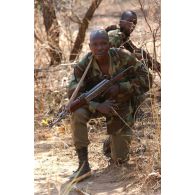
[71,107,90,122]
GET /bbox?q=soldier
[67,29,152,182]
[106,10,161,72]
[103,11,161,157]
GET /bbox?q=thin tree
[69,0,103,62]
[37,0,62,66]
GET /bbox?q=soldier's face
[120,19,136,36]
[89,36,110,58]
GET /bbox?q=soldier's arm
[67,67,85,99]
[105,24,118,32]
[126,40,161,72]
[118,49,152,96]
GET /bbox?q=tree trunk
[69,0,103,62]
[41,0,62,66]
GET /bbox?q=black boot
[69,147,91,182]
[103,136,111,158]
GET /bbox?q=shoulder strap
[68,56,93,106]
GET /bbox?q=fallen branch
[34,62,77,73]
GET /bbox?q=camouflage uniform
[108,27,160,72]
[68,47,151,162]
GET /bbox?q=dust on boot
[69,147,91,183]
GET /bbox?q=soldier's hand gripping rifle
[49,65,133,128]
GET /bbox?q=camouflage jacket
[68,48,152,113]
[108,27,160,72]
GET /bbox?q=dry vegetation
[34,0,161,194]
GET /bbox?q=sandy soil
[34,96,161,195]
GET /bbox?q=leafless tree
[35,0,62,66]
[69,0,103,61]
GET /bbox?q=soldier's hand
[105,25,117,32]
[96,100,118,115]
[104,84,120,99]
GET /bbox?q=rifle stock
[69,94,88,112]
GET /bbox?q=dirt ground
[34,96,161,195]
[34,0,161,194]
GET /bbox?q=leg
[106,105,134,163]
[69,106,92,182]
[110,128,132,162]
[71,106,92,149]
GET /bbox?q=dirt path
[34,126,141,195]
[34,106,161,195]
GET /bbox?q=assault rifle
[49,65,133,128]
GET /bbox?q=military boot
[69,147,91,183]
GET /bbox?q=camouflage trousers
[70,103,134,162]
